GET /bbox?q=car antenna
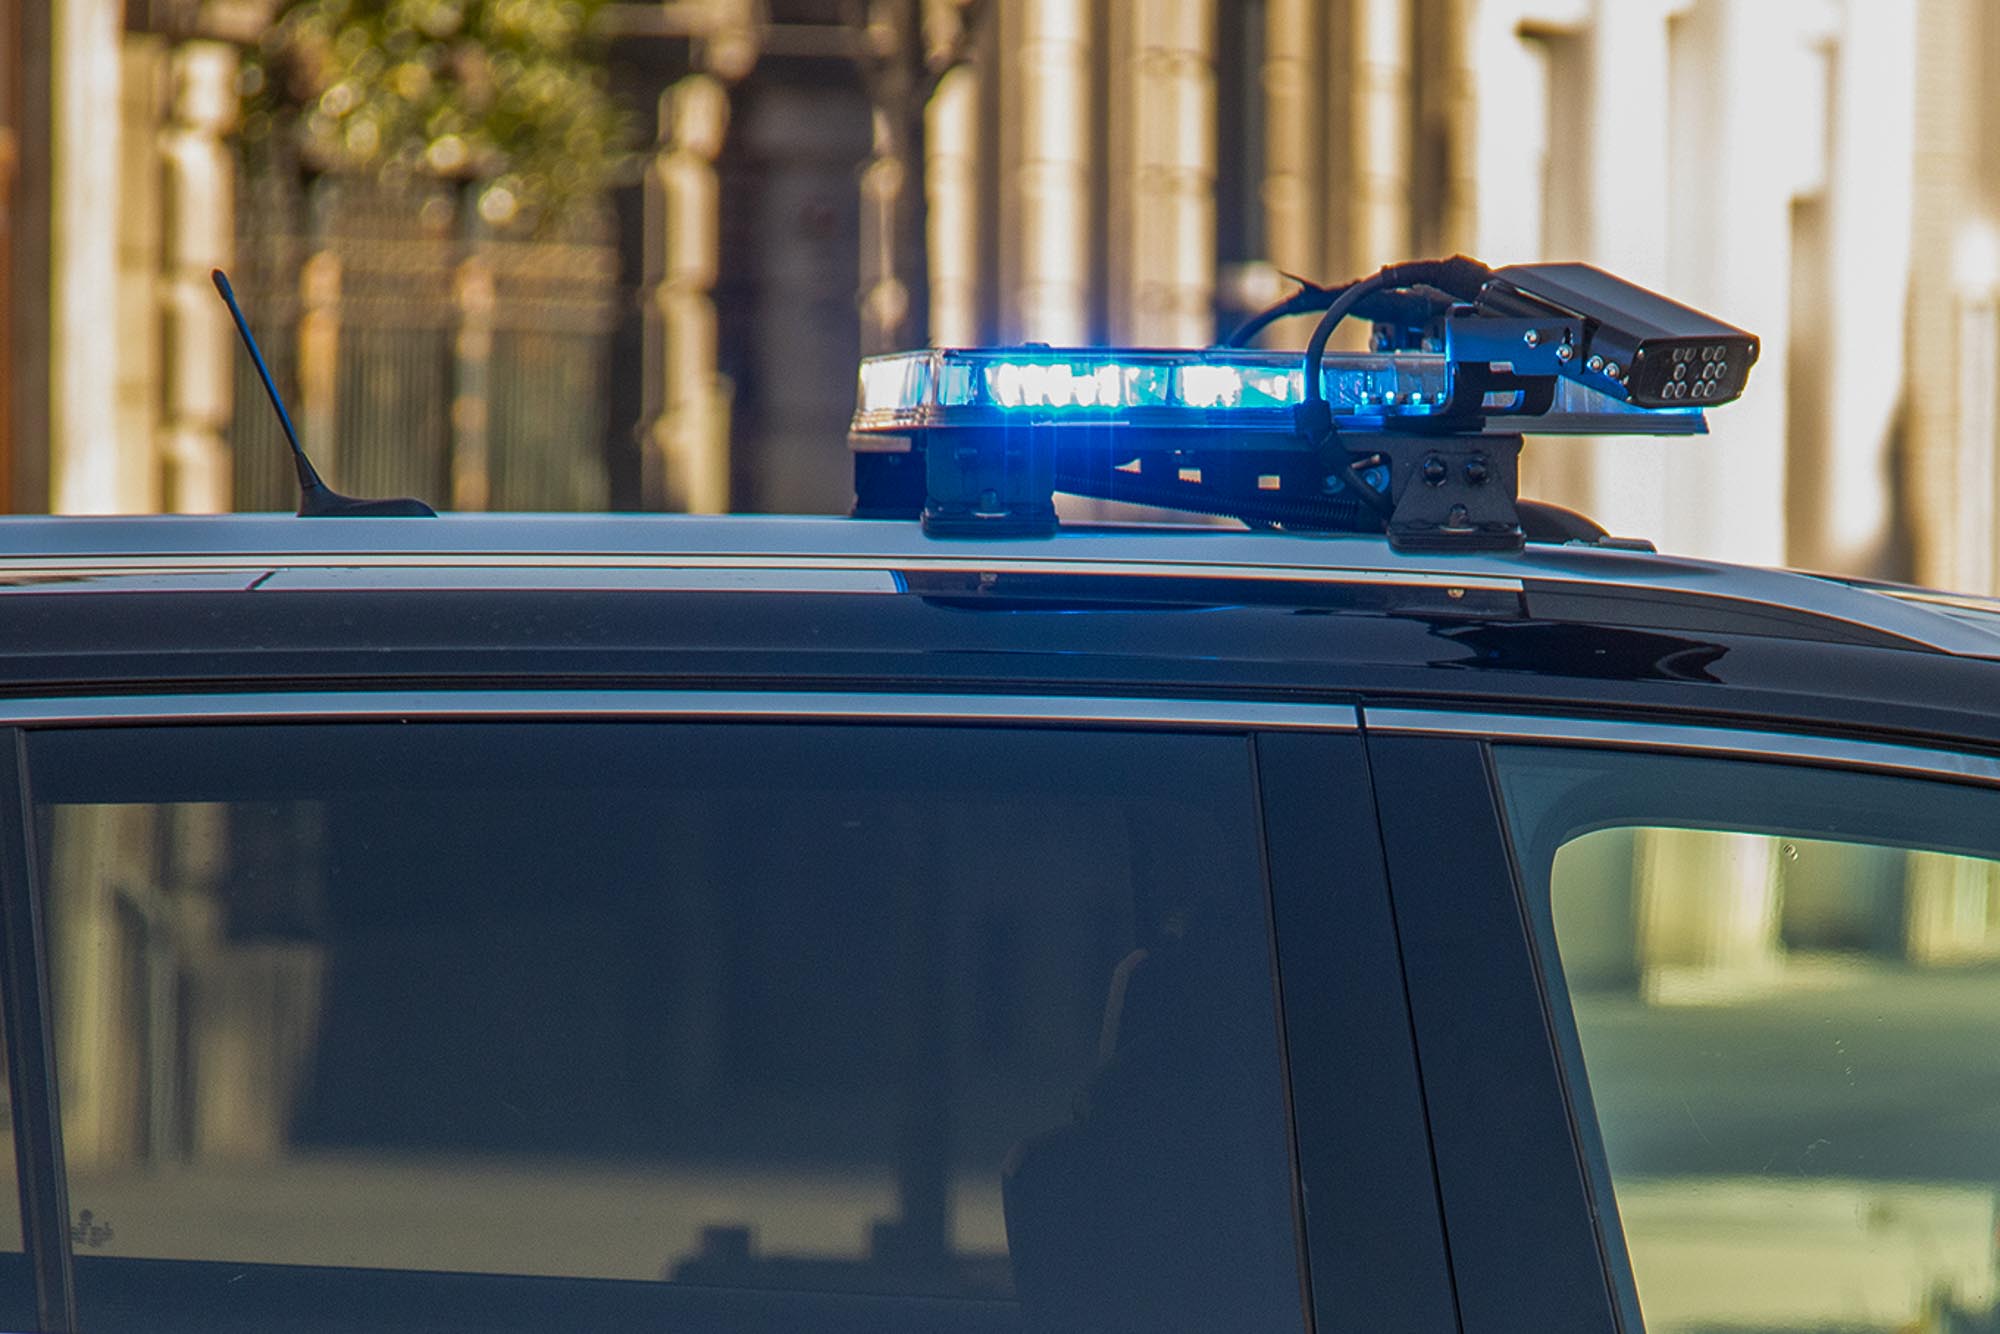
[210,269,436,517]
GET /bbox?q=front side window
[1496,745,2000,1334]
[27,721,1302,1333]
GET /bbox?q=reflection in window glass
[1500,746,2000,1334]
[0,1027,19,1253]
[30,723,1302,1332]
[0,1018,26,1333]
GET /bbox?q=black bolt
[1421,455,1449,486]
[1463,454,1490,485]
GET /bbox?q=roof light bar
[852,348,1706,436]
[846,258,1757,550]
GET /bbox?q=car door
[1368,707,2000,1334]
[0,693,1450,1334]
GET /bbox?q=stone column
[858,0,930,356]
[296,248,341,481]
[159,40,238,513]
[1261,0,1325,316]
[1635,827,1783,1002]
[1345,0,1412,274]
[926,64,980,347]
[1656,0,1810,566]
[116,38,167,514]
[7,0,56,514]
[652,75,730,513]
[47,805,156,1167]
[50,0,126,513]
[1411,0,1478,256]
[1951,281,2000,593]
[451,250,495,511]
[1905,0,1986,590]
[1904,850,2000,964]
[1519,0,1677,540]
[1801,1,1914,576]
[1002,0,1091,343]
[1468,0,1555,267]
[1110,0,1213,347]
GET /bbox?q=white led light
[1047,363,1076,406]
[1179,364,1242,409]
[1096,366,1128,408]
[989,362,1023,408]
[980,359,1137,409]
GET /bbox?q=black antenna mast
[211,269,435,517]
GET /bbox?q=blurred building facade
[6,0,2000,591]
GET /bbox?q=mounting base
[918,427,1059,538]
[1374,434,1523,552]
[852,423,1525,550]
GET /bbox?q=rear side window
[27,722,1302,1333]
[1495,745,2000,1334]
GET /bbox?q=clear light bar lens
[853,348,1706,436]
[857,356,932,416]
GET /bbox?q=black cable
[1222,280,1459,349]
[1221,276,1342,348]
[1292,256,1495,518]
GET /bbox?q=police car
[0,261,1993,1334]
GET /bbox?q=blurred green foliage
[241,0,634,225]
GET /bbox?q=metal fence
[230,165,619,513]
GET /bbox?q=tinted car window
[28,722,1302,1334]
[1495,746,2000,1334]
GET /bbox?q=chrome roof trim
[0,690,1358,732]
[252,566,907,594]
[0,553,1522,594]
[0,514,1991,656]
[1364,708,2000,787]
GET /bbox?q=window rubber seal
[0,729,78,1333]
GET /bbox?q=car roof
[0,512,1993,660]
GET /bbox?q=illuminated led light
[989,362,1021,407]
[1089,364,1124,406]
[1178,364,1242,409]
[857,354,928,414]
[975,359,1163,410]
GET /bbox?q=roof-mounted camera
[1471,262,1758,409]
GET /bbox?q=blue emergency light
[848,258,1757,551]
[852,348,1708,433]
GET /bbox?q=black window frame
[1491,731,2000,1334]
[0,726,72,1333]
[1370,708,2000,1334]
[1365,728,1625,1334]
